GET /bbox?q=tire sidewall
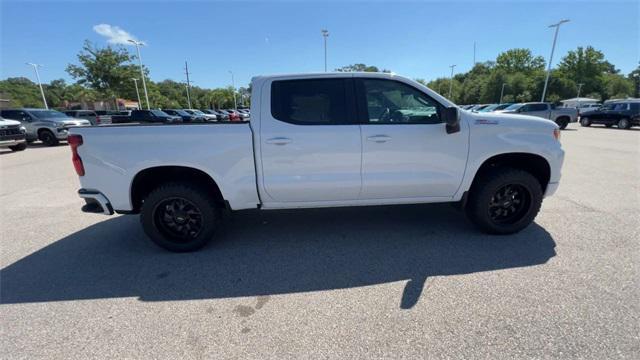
[141,184,219,252]
[467,169,543,234]
[618,118,630,129]
[39,130,58,146]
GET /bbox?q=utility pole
[576,83,584,109]
[131,78,141,109]
[26,63,48,109]
[321,29,329,72]
[500,83,507,103]
[128,39,151,109]
[473,41,476,66]
[541,19,570,102]
[448,64,456,99]
[184,61,192,109]
[229,70,237,110]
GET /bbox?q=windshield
[151,110,168,116]
[30,110,69,119]
[174,110,190,116]
[504,103,524,111]
[479,104,499,112]
[190,110,205,115]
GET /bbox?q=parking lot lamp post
[576,83,584,109]
[26,63,48,109]
[500,83,507,103]
[321,29,329,72]
[229,70,237,110]
[128,39,150,110]
[541,19,570,102]
[131,78,142,109]
[448,64,456,99]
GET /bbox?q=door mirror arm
[443,107,460,134]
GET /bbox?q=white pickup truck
[70,73,564,252]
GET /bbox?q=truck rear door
[259,77,362,202]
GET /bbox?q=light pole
[448,64,456,99]
[321,29,329,72]
[541,19,570,102]
[229,70,237,110]
[576,83,584,109]
[500,83,507,103]
[26,63,48,109]
[128,39,150,110]
[131,78,141,109]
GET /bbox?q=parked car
[579,100,640,129]
[0,108,91,146]
[70,72,564,252]
[496,102,578,129]
[163,109,204,122]
[64,110,112,125]
[0,116,27,151]
[184,109,217,122]
[223,109,243,121]
[214,109,234,121]
[478,104,500,112]
[469,104,492,111]
[226,109,250,121]
[492,103,514,111]
[200,109,228,121]
[111,110,182,124]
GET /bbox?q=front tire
[556,118,569,130]
[9,143,27,151]
[580,117,591,127]
[617,118,631,129]
[39,130,59,146]
[466,168,543,234]
[141,183,221,252]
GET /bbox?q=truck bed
[70,123,260,212]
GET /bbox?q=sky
[1,0,638,89]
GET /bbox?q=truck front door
[355,78,469,199]
[259,77,362,202]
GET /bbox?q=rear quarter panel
[71,124,259,211]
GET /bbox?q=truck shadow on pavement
[1,204,556,309]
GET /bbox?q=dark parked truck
[111,110,182,124]
[579,100,640,129]
[496,102,578,129]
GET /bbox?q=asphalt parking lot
[1,123,638,359]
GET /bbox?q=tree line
[1,41,638,110]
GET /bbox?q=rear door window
[271,78,351,125]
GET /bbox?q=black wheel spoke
[487,183,531,225]
[154,197,204,242]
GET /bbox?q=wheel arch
[129,165,225,214]
[469,152,551,193]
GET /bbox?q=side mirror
[443,107,460,134]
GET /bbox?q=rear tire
[9,143,27,151]
[617,118,631,129]
[466,168,543,234]
[580,117,591,127]
[556,118,569,130]
[39,130,59,146]
[140,183,221,252]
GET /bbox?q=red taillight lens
[68,134,85,176]
[96,115,101,124]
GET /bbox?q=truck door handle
[265,137,292,145]
[366,135,391,143]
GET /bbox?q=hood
[0,118,21,127]
[56,118,91,126]
[468,111,558,130]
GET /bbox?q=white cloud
[93,24,145,45]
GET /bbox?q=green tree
[66,40,143,102]
[495,49,545,74]
[335,64,390,72]
[0,77,43,107]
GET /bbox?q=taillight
[68,134,85,176]
[553,128,561,141]
[96,115,101,124]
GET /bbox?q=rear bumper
[78,189,114,215]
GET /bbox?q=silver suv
[0,108,91,146]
